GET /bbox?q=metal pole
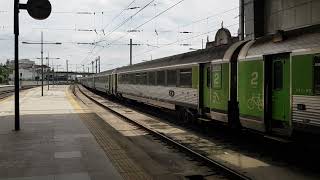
[14,0,20,131]
[95,60,97,73]
[130,39,132,66]
[92,61,94,73]
[52,67,54,86]
[52,67,55,85]
[47,52,49,90]
[56,65,58,84]
[66,60,68,84]
[239,0,245,41]
[202,39,204,49]
[98,56,101,73]
[41,32,44,96]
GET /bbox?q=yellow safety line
[65,85,83,113]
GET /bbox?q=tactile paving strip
[78,113,152,180]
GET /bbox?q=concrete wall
[244,0,265,39]
[244,0,320,39]
[265,0,320,34]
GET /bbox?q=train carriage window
[120,74,125,84]
[136,73,141,84]
[273,61,283,90]
[129,73,136,84]
[118,75,122,84]
[315,56,320,95]
[148,72,156,85]
[179,69,192,88]
[124,74,129,84]
[122,74,126,84]
[141,72,147,85]
[157,71,165,86]
[167,70,177,87]
[119,74,123,84]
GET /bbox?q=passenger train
[80,26,320,137]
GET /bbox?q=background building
[244,0,320,39]
[7,59,50,81]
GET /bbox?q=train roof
[239,24,320,60]
[115,44,231,73]
[84,28,238,77]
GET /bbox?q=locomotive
[80,25,320,137]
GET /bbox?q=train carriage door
[266,53,291,134]
[200,63,211,114]
[110,75,113,93]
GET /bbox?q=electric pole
[66,60,69,84]
[47,52,49,90]
[130,39,132,66]
[41,32,44,96]
[95,59,98,73]
[22,34,61,96]
[91,61,94,73]
[98,56,101,73]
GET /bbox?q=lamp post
[22,39,61,96]
[14,0,52,131]
[36,55,60,90]
[55,64,62,84]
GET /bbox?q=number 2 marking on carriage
[251,72,258,87]
[214,73,220,85]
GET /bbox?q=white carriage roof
[239,25,320,60]
[115,44,232,74]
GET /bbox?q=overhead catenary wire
[81,0,156,65]
[135,0,186,30]
[96,0,156,43]
[179,6,239,29]
[133,19,250,59]
[91,0,187,58]
[101,0,137,32]
[79,0,312,69]
[108,0,186,45]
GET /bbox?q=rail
[74,84,251,180]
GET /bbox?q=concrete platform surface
[0,86,123,180]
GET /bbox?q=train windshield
[315,56,320,95]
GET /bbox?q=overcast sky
[0,0,238,72]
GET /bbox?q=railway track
[0,86,38,100]
[74,84,251,180]
[0,88,15,100]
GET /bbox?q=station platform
[0,86,123,180]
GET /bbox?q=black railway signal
[14,0,52,131]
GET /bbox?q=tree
[0,65,9,84]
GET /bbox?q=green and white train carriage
[114,28,245,127]
[199,40,247,128]
[114,43,233,113]
[79,27,320,137]
[238,27,320,136]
